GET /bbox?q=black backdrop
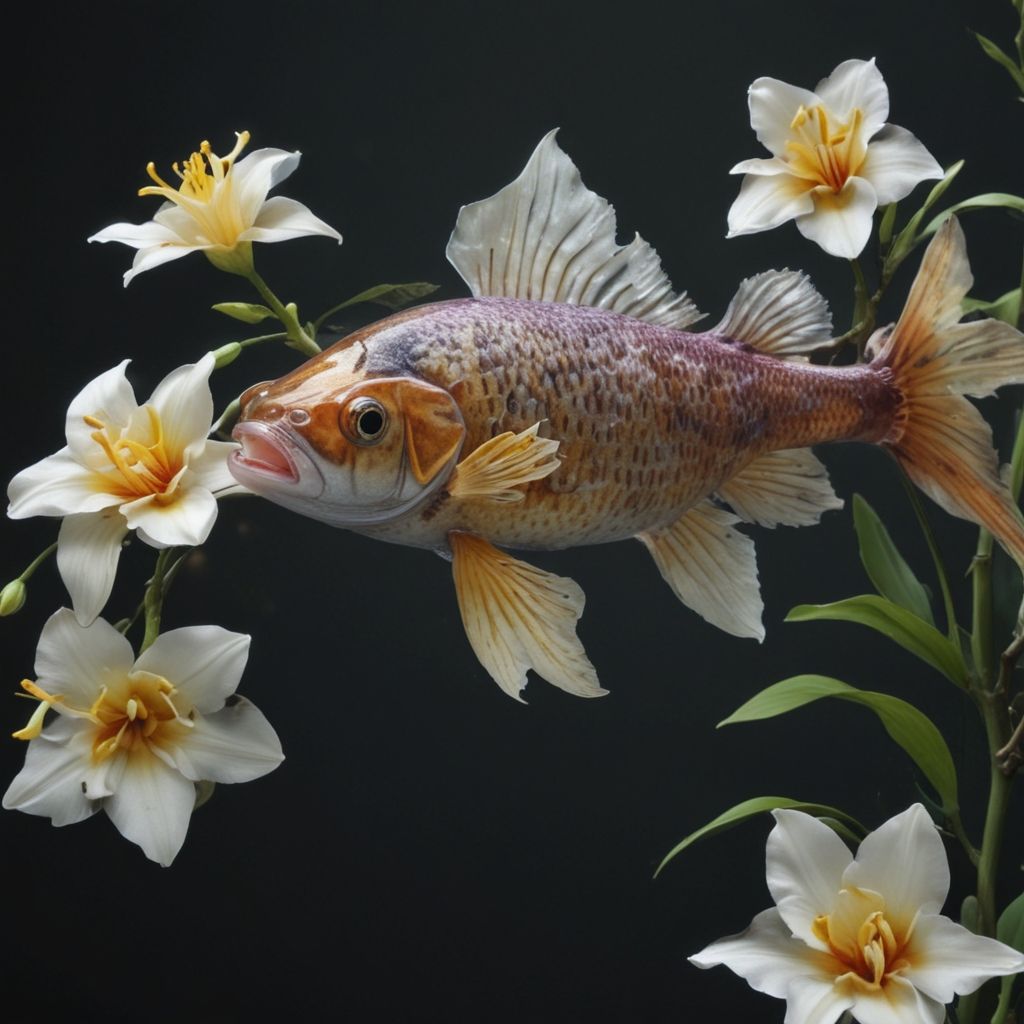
[3,1,1022,1021]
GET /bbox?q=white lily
[88,130,341,285]
[7,353,237,625]
[691,804,1024,1023]
[728,59,942,258]
[3,609,283,866]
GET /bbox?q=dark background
[2,1,1022,1020]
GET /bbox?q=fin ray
[717,448,843,527]
[449,423,560,502]
[446,130,703,328]
[450,532,604,701]
[638,501,764,640]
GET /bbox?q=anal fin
[448,423,560,502]
[638,501,764,640]
[450,532,604,701]
[716,448,843,528]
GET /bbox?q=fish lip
[229,421,325,498]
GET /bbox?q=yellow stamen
[83,405,179,501]
[784,104,866,193]
[12,699,49,740]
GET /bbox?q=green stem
[239,330,288,348]
[974,692,1013,937]
[971,528,996,686]
[140,548,176,653]
[18,542,57,582]
[245,269,320,357]
[900,472,960,643]
[949,809,981,866]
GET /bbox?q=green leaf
[974,32,1024,93]
[315,282,440,331]
[655,795,865,877]
[852,495,934,625]
[922,193,1024,238]
[212,301,275,324]
[878,202,898,248]
[962,288,1022,327]
[998,889,1024,952]
[888,161,964,265]
[786,596,968,687]
[720,675,960,812]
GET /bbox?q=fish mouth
[229,421,325,498]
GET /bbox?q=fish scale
[347,296,899,550]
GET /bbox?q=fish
[228,131,1024,701]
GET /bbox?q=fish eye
[343,397,389,444]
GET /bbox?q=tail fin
[869,217,1024,566]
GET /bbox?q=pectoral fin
[716,448,843,527]
[638,501,764,640]
[450,531,604,701]
[448,423,560,502]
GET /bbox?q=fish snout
[229,420,325,498]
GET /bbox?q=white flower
[691,804,1024,1023]
[88,130,342,285]
[7,353,237,625]
[3,609,283,866]
[727,59,942,258]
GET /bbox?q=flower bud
[211,342,243,369]
[0,579,27,616]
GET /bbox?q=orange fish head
[229,374,466,527]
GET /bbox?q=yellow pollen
[126,697,138,721]
[84,406,179,500]
[813,896,908,992]
[136,131,253,248]
[784,104,866,193]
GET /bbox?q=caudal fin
[869,217,1024,565]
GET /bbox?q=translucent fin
[637,501,764,640]
[449,423,560,502]
[710,270,833,359]
[871,218,1024,566]
[450,532,605,701]
[716,449,843,528]
[446,129,703,328]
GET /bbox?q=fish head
[230,368,465,527]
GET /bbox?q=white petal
[241,195,342,243]
[795,177,877,258]
[860,125,943,205]
[902,914,1024,1001]
[153,204,207,245]
[729,156,795,176]
[748,77,822,157]
[146,353,216,456]
[104,746,195,866]
[766,810,852,946]
[848,975,944,1024]
[34,607,134,704]
[64,359,137,465]
[57,510,128,625]
[690,908,838,999]
[88,220,183,248]
[727,173,816,237]
[7,448,117,518]
[783,975,854,1024]
[170,697,284,782]
[186,439,242,494]
[122,484,218,547]
[816,58,889,138]
[231,148,301,224]
[2,718,98,825]
[123,244,195,286]
[842,804,948,930]
[135,625,250,713]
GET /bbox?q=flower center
[812,888,912,992]
[138,131,251,248]
[12,673,195,760]
[83,406,179,501]
[785,104,866,193]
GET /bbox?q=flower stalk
[244,269,320,356]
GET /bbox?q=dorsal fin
[710,270,833,359]
[446,130,704,329]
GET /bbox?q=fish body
[229,132,1024,700]
[240,296,896,552]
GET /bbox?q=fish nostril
[288,409,311,427]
